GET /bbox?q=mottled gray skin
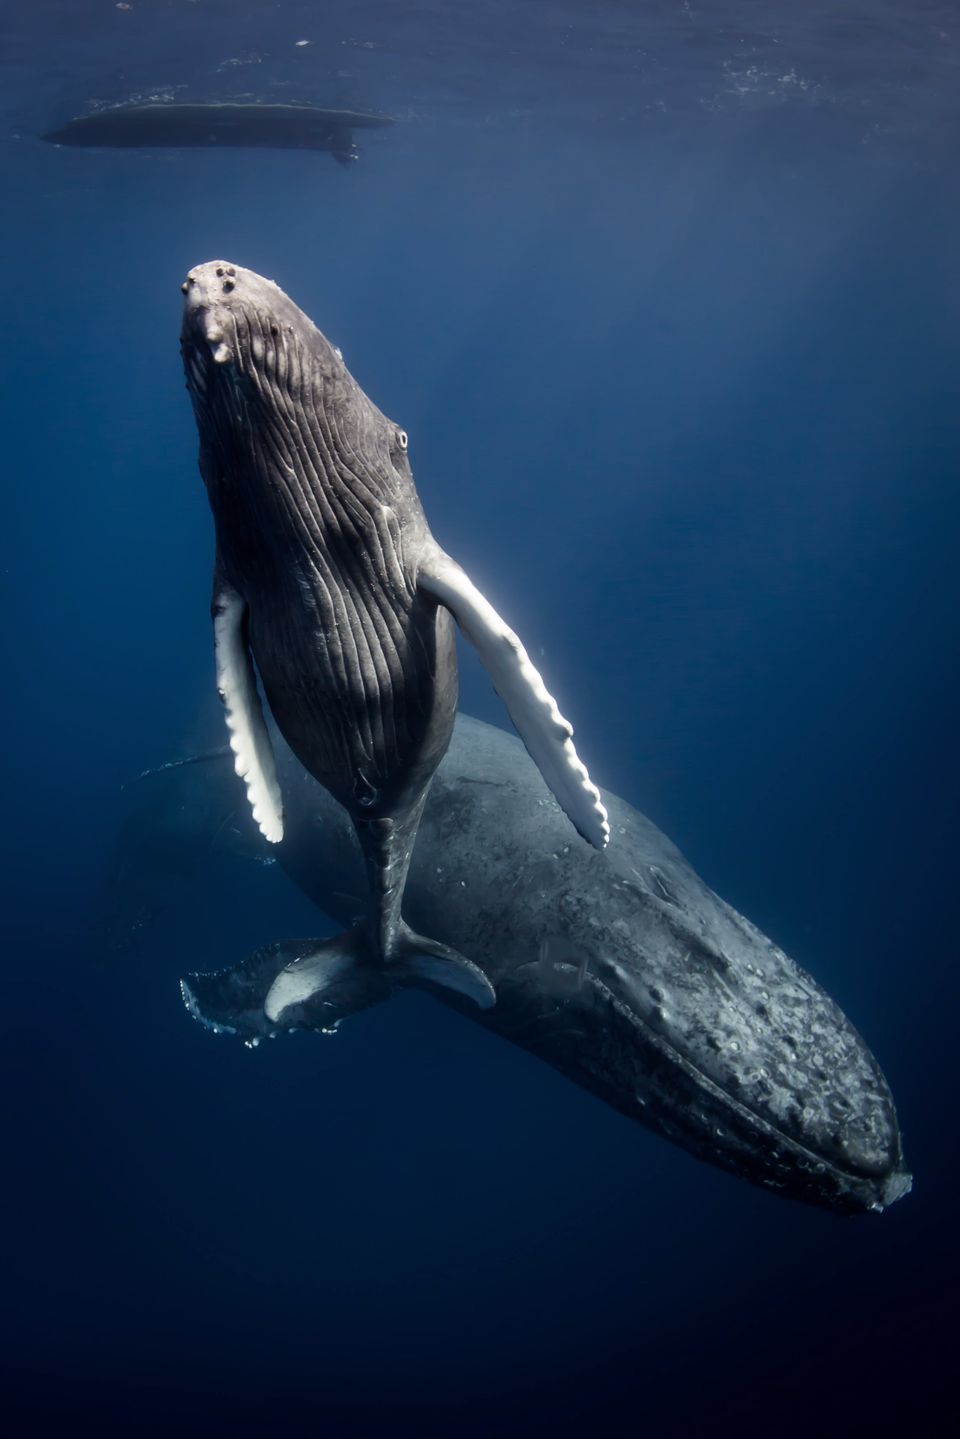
[42,103,393,166]
[162,715,910,1216]
[181,261,460,963]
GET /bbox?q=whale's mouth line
[550,965,906,1203]
[633,1012,906,1201]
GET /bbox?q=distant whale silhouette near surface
[42,102,394,166]
[180,261,608,1027]
[103,714,910,1216]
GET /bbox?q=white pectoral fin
[212,583,284,844]
[418,547,609,849]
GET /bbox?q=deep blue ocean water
[2,3,958,1434]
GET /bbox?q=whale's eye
[397,429,408,451]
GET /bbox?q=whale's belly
[249,567,458,818]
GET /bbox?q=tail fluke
[182,925,495,1041]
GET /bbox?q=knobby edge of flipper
[417,544,610,851]
[212,578,284,843]
[181,926,495,1044]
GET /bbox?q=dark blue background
[2,4,957,1434]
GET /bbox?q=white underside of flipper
[418,546,609,850]
[213,583,284,844]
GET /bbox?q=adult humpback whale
[180,262,608,1024]
[100,714,909,1215]
[42,103,393,166]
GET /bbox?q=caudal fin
[181,925,495,1041]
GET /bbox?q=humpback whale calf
[180,262,608,1026]
[42,103,393,166]
[99,714,909,1214]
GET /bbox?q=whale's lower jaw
[493,978,909,1216]
[624,1046,909,1216]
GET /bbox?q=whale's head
[180,260,345,409]
[179,261,412,520]
[500,827,913,1217]
[411,721,913,1217]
